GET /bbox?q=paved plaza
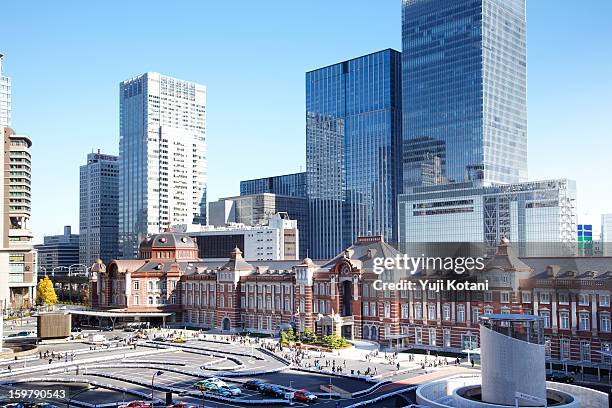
[0,325,473,408]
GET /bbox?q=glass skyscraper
[119,72,207,258]
[306,49,402,258]
[80,150,119,266]
[401,0,527,189]
[240,172,307,198]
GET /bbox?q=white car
[222,385,242,396]
[206,377,227,387]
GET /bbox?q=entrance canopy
[68,310,172,318]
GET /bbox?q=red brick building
[90,231,612,370]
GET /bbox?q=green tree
[36,276,58,305]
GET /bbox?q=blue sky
[1,0,611,243]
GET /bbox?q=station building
[89,230,612,372]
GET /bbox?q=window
[600,314,611,333]
[545,337,551,357]
[560,338,570,360]
[443,304,451,321]
[133,295,139,305]
[148,296,153,305]
[578,294,589,306]
[601,295,610,307]
[428,328,436,346]
[559,311,570,329]
[401,303,409,319]
[414,303,422,320]
[580,341,591,362]
[579,312,590,331]
[384,302,391,318]
[539,292,550,304]
[484,291,492,302]
[501,292,510,303]
[414,288,422,299]
[428,304,436,321]
[457,304,465,322]
[148,281,153,291]
[540,310,551,328]
[472,307,479,323]
[133,280,140,290]
[363,302,369,317]
[443,329,451,347]
[521,291,531,303]
[602,343,612,364]
[558,293,569,304]
[414,327,422,345]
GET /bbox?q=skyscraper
[0,127,36,309]
[79,150,119,266]
[306,49,402,258]
[401,0,527,189]
[602,214,612,256]
[240,172,307,198]
[0,53,11,128]
[119,73,207,258]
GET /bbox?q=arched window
[148,296,153,305]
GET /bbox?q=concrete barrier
[344,385,417,408]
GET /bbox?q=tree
[36,276,58,305]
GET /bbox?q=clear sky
[1,0,611,243]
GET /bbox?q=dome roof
[139,231,198,251]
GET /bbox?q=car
[257,383,274,393]
[172,337,187,343]
[119,401,150,408]
[216,388,233,397]
[166,403,196,408]
[100,326,113,332]
[546,371,574,383]
[293,390,317,402]
[244,380,263,390]
[16,331,34,337]
[193,380,216,391]
[153,336,167,342]
[221,385,242,396]
[264,386,285,398]
[206,377,227,387]
[123,327,136,332]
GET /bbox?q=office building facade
[306,49,402,258]
[35,226,80,275]
[0,54,10,128]
[398,179,577,256]
[602,214,612,256]
[0,127,36,310]
[79,151,119,267]
[119,72,207,258]
[240,172,307,198]
[189,213,299,261]
[401,0,527,188]
[209,193,308,259]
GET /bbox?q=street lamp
[151,370,163,408]
[68,263,87,277]
[67,385,98,408]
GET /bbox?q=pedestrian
[397,362,400,370]
[7,365,11,373]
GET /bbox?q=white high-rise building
[0,53,11,128]
[119,72,207,258]
[602,214,612,256]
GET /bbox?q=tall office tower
[0,127,36,310]
[402,0,527,189]
[79,150,119,266]
[306,49,402,259]
[602,214,612,256]
[0,53,11,127]
[119,73,207,258]
[240,172,307,198]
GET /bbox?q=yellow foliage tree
[36,276,58,305]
